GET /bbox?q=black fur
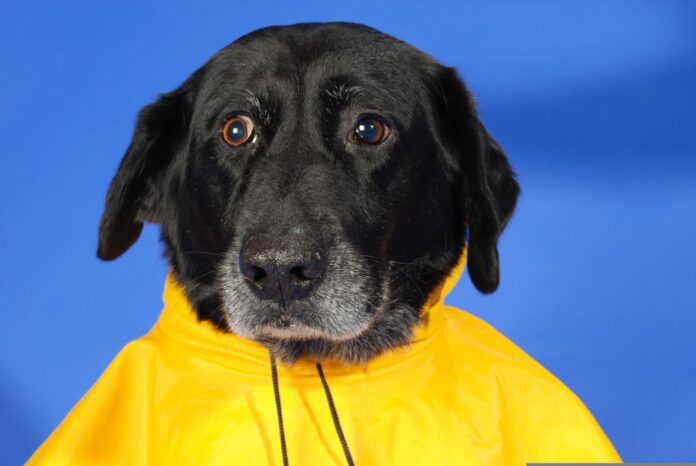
[98,22,519,364]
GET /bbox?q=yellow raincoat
[29,252,620,465]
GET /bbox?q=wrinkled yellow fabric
[29,252,620,465]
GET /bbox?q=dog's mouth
[248,308,375,342]
[255,319,340,341]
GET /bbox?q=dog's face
[97,23,518,364]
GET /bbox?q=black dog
[32,25,621,465]
[97,22,518,365]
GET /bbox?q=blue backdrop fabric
[1,1,695,463]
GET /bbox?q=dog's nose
[239,235,326,304]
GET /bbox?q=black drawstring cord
[269,355,355,466]
[270,356,289,466]
[316,362,355,466]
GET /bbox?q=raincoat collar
[156,249,467,376]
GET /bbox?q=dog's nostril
[290,266,307,281]
[290,265,314,282]
[249,265,267,282]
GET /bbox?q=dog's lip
[251,315,370,341]
[255,319,328,340]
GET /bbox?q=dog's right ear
[97,79,196,261]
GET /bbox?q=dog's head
[97,23,518,364]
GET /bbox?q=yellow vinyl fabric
[29,251,621,465]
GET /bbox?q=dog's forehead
[196,24,439,114]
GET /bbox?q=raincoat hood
[29,251,620,465]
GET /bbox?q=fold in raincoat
[29,252,621,465]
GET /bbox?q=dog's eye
[353,117,388,144]
[221,116,254,147]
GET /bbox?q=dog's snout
[239,235,326,304]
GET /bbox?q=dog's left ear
[97,77,196,261]
[433,66,520,293]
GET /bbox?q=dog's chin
[222,299,423,365]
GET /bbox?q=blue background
[2,1,695,463]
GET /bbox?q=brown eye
[221,115,254,146]
[354,117,388,144]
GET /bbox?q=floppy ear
[97,81,194,261]
[435,66,520,293]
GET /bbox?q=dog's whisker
[180,250,227,257]
[179,270,222,298]
[357,255,426,302]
